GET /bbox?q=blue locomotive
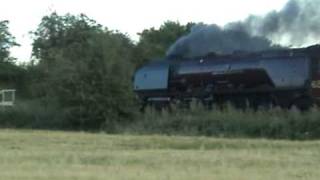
[133,45,320,109]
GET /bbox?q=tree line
[0,13,192,130]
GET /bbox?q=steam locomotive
[133,45,320,109]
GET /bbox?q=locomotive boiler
[133,45,320,109]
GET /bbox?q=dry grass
[0,129,319,180]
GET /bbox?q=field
[0,130,320,180]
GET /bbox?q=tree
[0,20,25,94]
[133,21,193,67]
[32,13,137,130]
[0,20,19,62]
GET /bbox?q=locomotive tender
[133,45,320,109]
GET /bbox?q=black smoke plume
[167,0,320,58]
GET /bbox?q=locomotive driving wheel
[291,96,314,111]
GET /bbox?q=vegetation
[0,20,19,63]
[128,105,320,140]
[133,21,193,67]
[2,103,320,140]
[0,130,319,180]
[30,13,137,130]
[0,21,25,91]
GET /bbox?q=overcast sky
[0,0,289,62]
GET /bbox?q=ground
[0,130,319,180]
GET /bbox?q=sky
[0,0,289,62]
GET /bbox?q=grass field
[0,130,319,180]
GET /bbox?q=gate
[0,89,16,106]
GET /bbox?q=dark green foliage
[133,21,193,67]
[125,105,320,140]
[0,101,69,129]
[0,20,26,97]
[30,13,138,130]
[0,20,19,63]
[0,62,25,90]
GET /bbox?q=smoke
[167,24,275,58]
[167,0,320,58]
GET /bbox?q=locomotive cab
[133,60,171,101]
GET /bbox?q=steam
[167,24,275,58]
[167,0,320,58]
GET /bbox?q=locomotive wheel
[291,97,314,111]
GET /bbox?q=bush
[2,100,320,140]
[124,104,320,140]
[0,100,70,130]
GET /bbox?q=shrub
[0,100,70,129]
[125,104,320,140]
